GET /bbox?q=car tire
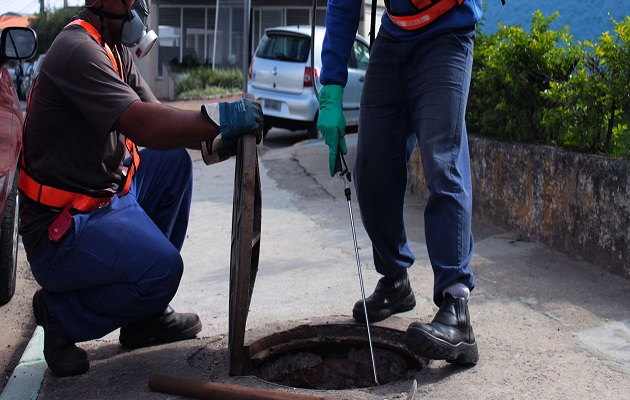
[0,171,20,306]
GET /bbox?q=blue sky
[481,0,628,41]
[0,0,84,16]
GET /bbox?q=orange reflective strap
[68,20,141,197]
[66,20,122,79]
[19,19,140,213]
[387,0,464,31]
[118,138,140,196]
[18,169,112,212]
[409,0,435,9]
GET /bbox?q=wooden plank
[228,134,261,376]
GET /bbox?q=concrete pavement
[1,130,629,399]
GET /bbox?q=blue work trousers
[354,27,476,306]
[30,148,193,342]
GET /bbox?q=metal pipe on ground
[148,374,337,400]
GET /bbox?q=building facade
[139,0,385,99]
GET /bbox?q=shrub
[541,16,630,157]
[175,67,243,97]
[469,11,582,144]
[469,11,630,158]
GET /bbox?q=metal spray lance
[334,152,379,385]
[309,0,378,383]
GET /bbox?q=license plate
[264,99,282,112]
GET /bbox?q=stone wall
[408,136,630,279]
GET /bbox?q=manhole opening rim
[247,323,427,367]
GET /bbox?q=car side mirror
[1,27,38,65]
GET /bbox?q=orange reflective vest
[19,19,140,213]
[386,0,465,31]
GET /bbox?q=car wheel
[0,172,20,306]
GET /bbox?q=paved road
[1,126,629,399]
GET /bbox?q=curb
[0,327,46,400]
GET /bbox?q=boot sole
[352,293,416,323]
[405,326,479,365]
[120,319,203,349]
[48,360,90,378]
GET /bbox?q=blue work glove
[317,84,347,176]
[202,98,264,144]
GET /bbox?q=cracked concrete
[2,129,628,400]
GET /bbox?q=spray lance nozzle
[334,150,352,201]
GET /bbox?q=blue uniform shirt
[321,0,483,87]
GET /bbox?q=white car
[21,53,45,100]
[247,26,369,139]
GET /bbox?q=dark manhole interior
[245,323,428,390]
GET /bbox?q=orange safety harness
[386,0,465,31]
[18,19,140,213]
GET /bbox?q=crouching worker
[18,0,263,377]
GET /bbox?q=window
[157,4,244,76]
[353,40,369,70]
[256,34,310,63]
[251,7,326,52]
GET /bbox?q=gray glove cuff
[201,135,237,166]
[201,103,221,128]
[201,103,222,165]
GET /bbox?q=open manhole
[245,323,428,390]
[227,134,427,390]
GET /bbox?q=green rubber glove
[317,84,347,176]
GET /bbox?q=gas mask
[121,0,157,59]
[90,0,157,59]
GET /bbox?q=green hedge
[175,67,243,99]
[469,11,630,159]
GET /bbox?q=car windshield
[256,33,310,63]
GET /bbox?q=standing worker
[19,0,263,377]
[318,0,482,364]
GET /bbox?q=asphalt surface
[1,107,629,399]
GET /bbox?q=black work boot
[404,293,479,364]
[353,269,416,323]
[119,306,202,349]
[32,289,90,377]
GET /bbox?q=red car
[0,27,37,305]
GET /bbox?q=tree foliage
[541,16,630,157]
[28,7,82,56]
[469,11,630,158]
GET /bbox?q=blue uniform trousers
[30,148,193,342]
[354,27,476,306]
